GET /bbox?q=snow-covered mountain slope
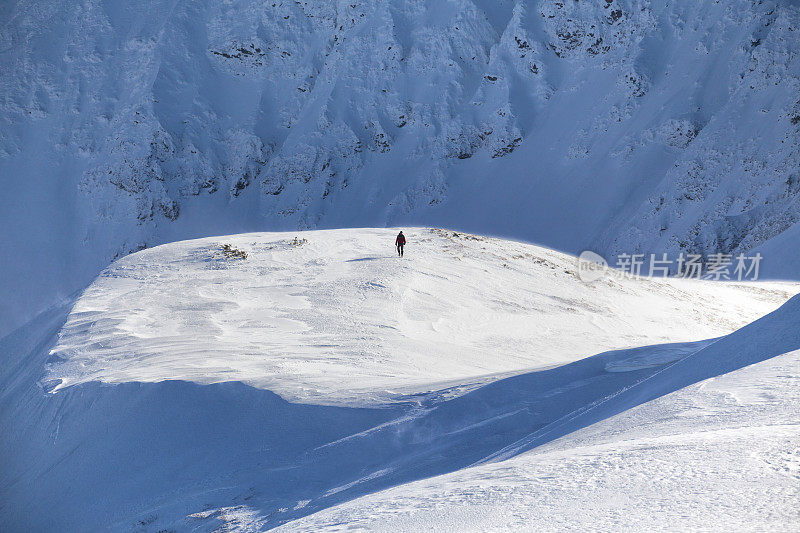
[43,228,793,404]
[1,229,798,531]
[278,347,800,532]
[2,0,800,337]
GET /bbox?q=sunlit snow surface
[46,228,793,404]
[2,229,799,532]
[278,350,800,532]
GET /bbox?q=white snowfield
[1,229,799,532]
[46,228,793,405]
[278,349,800,532]
[4,0,800,529]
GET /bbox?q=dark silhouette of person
[395,231,406,257]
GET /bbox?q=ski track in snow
[1,228,799,532]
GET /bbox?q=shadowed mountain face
[2,0,800,333]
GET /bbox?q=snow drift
[40,228,793,402]
[1,229,798,531]
[280,335,800,532]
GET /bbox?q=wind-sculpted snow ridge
[3,0,800,337]
[279,326,800,532]
[42,228,793,403]
[1,229,798,531]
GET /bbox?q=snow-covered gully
[1,229,798,531]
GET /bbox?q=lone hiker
[395,231,406,257]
